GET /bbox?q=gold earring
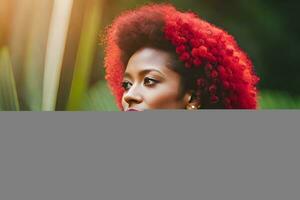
[186,103,201,110]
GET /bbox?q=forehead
[125,47,174,74]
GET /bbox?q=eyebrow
[124,68,165,79]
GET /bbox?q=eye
[122,81,132,91]
[144,77,158,87]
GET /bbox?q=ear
[184,90,201,110]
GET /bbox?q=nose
[123,85,143,107]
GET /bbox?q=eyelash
[122,81,132,91]
[144,77,158,86]
[121,77,159,91]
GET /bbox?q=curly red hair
[104,4,259,109]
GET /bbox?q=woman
[104,4,259,111]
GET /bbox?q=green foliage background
[0,0,299,110]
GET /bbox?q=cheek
[144,83,184,108]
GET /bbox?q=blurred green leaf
[81,81,118,111]
[259,90,300,109]
[67,0,103,110]
[42,0,74,111]
[22,0,52,111]
[0,47,20,111]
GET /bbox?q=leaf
[0,47,20,111]
[42,0,74,111]
[259,90,300,109]
[80,80,118,111]
[66,0,103,110]
[21,0,53,111]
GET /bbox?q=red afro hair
[104,4,259,109]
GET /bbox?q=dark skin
[121,47,200,111]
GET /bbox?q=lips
[125,108,141,112]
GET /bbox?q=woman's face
[121,47,191,111]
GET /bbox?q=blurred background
[0,0,299,111]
